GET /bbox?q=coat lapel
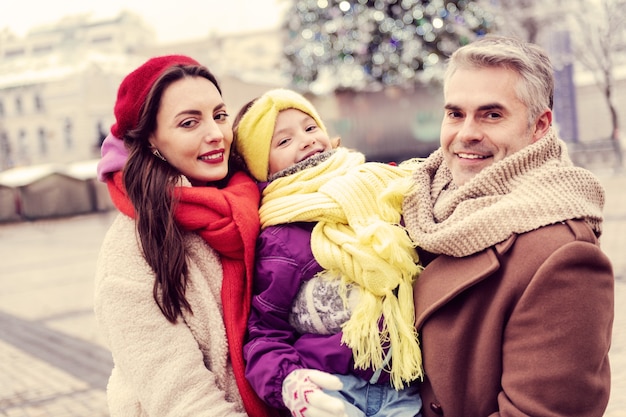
[414,235,516,328]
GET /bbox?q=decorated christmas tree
[282,0,494,93]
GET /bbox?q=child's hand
[281,369,347,417]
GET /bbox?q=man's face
[440,66,550,187]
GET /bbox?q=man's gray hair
[444,35,554,126]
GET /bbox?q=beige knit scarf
[403,128,605,257]
[261,147,423,389]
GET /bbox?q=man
[403,35,614,416]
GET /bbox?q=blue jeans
[324,374,422,417]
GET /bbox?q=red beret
[111,55,200,139]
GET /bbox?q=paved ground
[0,170,625,417]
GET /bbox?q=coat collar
[414,234,517,328]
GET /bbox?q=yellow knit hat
[235,88,327,182]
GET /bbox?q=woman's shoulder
[96,214,151,281]
[100,214,138,251]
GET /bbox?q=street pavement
[0,170,625,417]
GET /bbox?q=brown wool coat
[415,219,614,417]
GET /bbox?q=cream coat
[94,214,246,417]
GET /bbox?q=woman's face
[149,76,232,186]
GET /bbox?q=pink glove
[282,369,347,417]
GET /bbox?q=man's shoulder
[512,219,598,248]
[492,219,600,274]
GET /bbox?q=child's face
[268,108,332,176]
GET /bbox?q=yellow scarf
[261,148,423,388]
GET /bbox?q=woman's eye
[180,119,197,128]
[215,112,229,121]
[278,137,290,146]
[305,125,317,132]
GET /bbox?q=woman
[94,55,275,417]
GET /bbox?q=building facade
[1,10,625,171]
[0,12,285,171]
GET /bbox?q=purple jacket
[244,221,361,409]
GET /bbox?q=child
[94,56,275,417]
[235,89,423,417]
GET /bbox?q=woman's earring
[152,148,166,161]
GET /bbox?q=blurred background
[0,0,625,222]
[1,2,625,416]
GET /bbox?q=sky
[0,0,287,43]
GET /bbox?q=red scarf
[107,171,276,417]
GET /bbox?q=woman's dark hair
[122,64,222,323]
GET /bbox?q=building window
[64,118,73,149]
[5,48,25,58]
[0,131,12,170]
[18,129,28,164]
[38,127,47,155]
[91,35,113,44]
[33,44,53,54]
[96,121,107,147]
[34,94,44,112]
[15,96,23,115]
